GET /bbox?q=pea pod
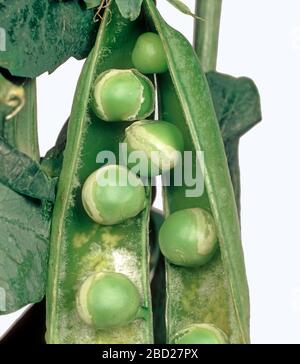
[143,0,250,343]
[46,1,153,344]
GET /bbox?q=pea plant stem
[14,79,40,161]
[193,0,222,72]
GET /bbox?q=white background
[1,0,300,343]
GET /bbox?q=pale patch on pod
[159,208,218,267]
[172,324,228,344]
[81,164,146,225]
[92,69,155,122]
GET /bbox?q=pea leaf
[0,131,55,314]
[115,0,143,21]
[0,145,55,315]
[0,119,65,314]
[206,71,261,141]
[0,76,53,314]
[0,138,59,314]
[166,0,203,20]
[0,0,98,78]
[41,120,68,179]
[0,137,57,202]
[206,71,262,211]
[0,186,51,314]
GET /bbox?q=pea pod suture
[46,1,154,344]
[143,0,250,343]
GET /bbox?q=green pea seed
[77,272,140,329]
[81,164,146,225]
[132,32,168,74]
[92,69,155,122]
[172,324,228,344]
[124,120,184,177]
[159,208,218,267]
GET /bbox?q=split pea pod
[46,2,154,344]
[143,0,250,343]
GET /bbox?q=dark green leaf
[0,77,51,314]
[0,0,98,77]
[0,137,56,202]
[0,187,51,314]
[206,71,261,141]
[115,0,143,21]
[41,118,68,180]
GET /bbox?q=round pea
[77,272,140,329]
[92,69,155,122]
[82,164,146,225]
[124,120,184,177]
[159,208,218,267]
[172,324,228,344]
[132,32,168,74]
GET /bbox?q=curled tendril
[5,88,25,120]
[93,0,111,22]
[0,81,25,121]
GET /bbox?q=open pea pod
[46,1,153,344]
[143,0,250,343]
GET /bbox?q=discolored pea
[159,208,218,267]
[82,164,146,225]
[124,120,184,177]
[77,272,141,329]
[92,69,155,122]
[172,324,228,344]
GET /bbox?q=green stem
[193,0,222,72]
[13,79,40,161]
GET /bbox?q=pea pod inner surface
[143,0,249,343]
[46,2,153,344]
